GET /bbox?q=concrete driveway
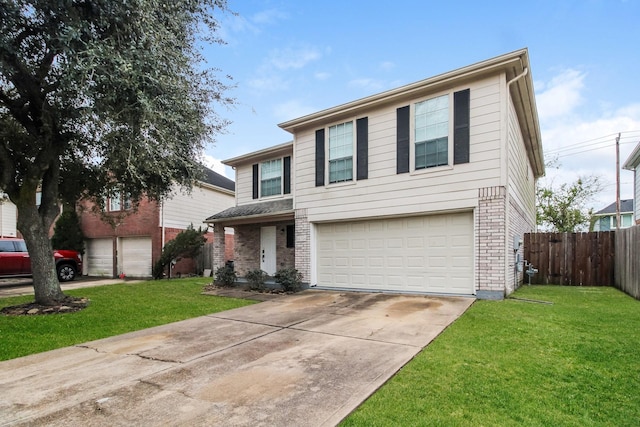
[0,290,474,426]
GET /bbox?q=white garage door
[316,212,474,295]
[86,238,113,277]
[120,237,152,277]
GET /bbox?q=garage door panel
[316,212,473,295]
[120,237,152,277]
[86,238,113,277]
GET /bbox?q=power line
[545,130,640,155]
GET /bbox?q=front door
[260,226,277,276]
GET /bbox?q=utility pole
[616,133,621,230]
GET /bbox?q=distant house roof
[201,166,235,192]
[205,198,293,224]
[594,199,634,215]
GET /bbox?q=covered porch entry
[205,199,295,278]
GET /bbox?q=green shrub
[274,268,303,292]
[215,266,237,287]
[153,225,206,279]
[245,269,268,291]
[51,209,85,254]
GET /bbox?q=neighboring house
[623,142,640,224]
[591,200,634,231]
[206,49,544,299]
[80,167,235,278]
[0,194,17,237]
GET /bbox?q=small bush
[215,266,237,287]
[274,268,303,292]
[245,269,268,291]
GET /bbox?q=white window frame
[259,158,283,198]
[326,120,355,185]
[107,192,132,212]
[410,92,454,173]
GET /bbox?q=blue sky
[201,0,640,210]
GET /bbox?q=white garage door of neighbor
[316,212,474,295]
[86,238,113,277]
[120,237,152,277]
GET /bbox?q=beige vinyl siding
[295,76,503,223]
[235,164,255,206]
[163,184,235,229]
[506,96,536,224]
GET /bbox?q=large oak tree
[0,0,233,305]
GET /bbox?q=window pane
[329,158,353,183]
[623,215,632,227]
[110,192,121,211]
[260,159,282,197]
[328,121,353,183]
[415,137,448,170]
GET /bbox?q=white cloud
[536,69,586,122]
[251,9,289,25]
[201,154,233,179]
[348,77,385,92]
[273,99,317,122]
[315,71,331,80]
[536,68,640,209]
[247,75,289,91]
[268,46,322,70]
[380,61,395,71]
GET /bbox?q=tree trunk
[16,202,66,305]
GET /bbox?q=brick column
[212,223,226,272]
[295,209,310,285]
[476,186,507,299]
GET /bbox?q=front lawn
[342,286,640,427]
[0,278,254,361]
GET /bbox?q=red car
[0,238,83,282]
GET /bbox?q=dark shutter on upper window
[283,156,291,194]
[252,163,259,199]
[453,89,470,165]
[315,129,325,186]
[396,106,410,174]
[356,117,368,180]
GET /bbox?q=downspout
[161,200,165,249]
[506,64,529,293]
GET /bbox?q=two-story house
[81,166,235,278]
[207,48,544,299]
[623,142,640,224]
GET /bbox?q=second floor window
[415,94,449,170]
[261,159,282,197]
[328,121,353,183]
[107,192,132,212]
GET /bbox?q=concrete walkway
[0,290,474,426]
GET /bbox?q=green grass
[342,286,640,427]
[0,278,255,361]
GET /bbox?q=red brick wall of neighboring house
[225,232,234,262]
[161,228,217,277]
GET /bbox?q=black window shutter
[315,129,325,186]
[252,163,259,199]
[396,106,410,174]
[356,117,368,180]
[453,89,470,165]
[283,156,291,194]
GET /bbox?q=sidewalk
[0,277,141,298]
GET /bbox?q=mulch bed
[0,297,90,316]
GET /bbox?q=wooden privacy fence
[615,226,640,299]
[524,232,615,286]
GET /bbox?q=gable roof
[594,199,634,215]
[200,165,235,192]
[278,48,544,178]
[223,141,293,167]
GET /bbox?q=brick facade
[295,209,310,285]
[229,221,295,277]
[476,186,507,299]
